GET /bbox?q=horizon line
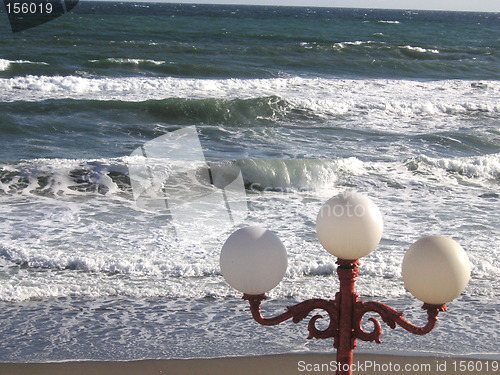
[77,0,500,14]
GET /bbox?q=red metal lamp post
[220,192,471,375]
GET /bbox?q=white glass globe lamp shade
[316,192,384,260]
[220,226,287,295]
[402,235,471,305]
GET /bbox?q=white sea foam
[88,58,166,65]
[0,242,214,277]
[333,40,378,49]
[0,58,49,71]
[237,157,366,191]
[400,45,440,54]
[0,77,497,127]
[0,158,128,196]
[412,154,500,181]
[0,153,497,303]
[1,154,497,199]
[0,59,10,71]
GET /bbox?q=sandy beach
[1,353,498,375]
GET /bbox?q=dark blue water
[1,4,499,80]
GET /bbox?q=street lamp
[219,191,471,375]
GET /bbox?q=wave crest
[1,77,497,123]
[0,59,48,72]
[1,154,498,199]
[406,154,500,181]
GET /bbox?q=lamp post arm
[353,301,447,344]
[243,294,339,339]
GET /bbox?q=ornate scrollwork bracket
[242,258,447,352]
[353,300,447,344]
[243,294,445,346]
[243,294,339,340]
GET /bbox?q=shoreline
[1,353,498,375]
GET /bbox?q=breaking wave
[1,154,497,198]
[0,77,497,126]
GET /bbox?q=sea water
[0,3,498,361]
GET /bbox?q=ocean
[0,2,498,362]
